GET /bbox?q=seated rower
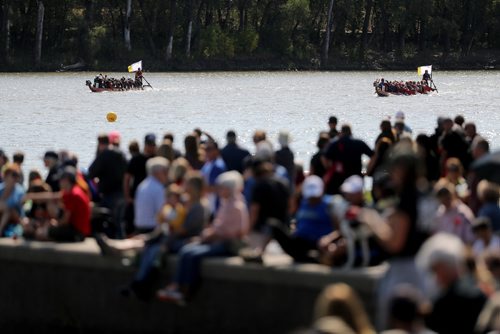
[422,81,433,92]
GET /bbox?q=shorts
[48,224,84,242]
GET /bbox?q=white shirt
[134,176,165,229]
[473,235,500,257]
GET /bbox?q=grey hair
[278,131,290,147]
[255,141,274,161]
[146,156,169,176]
[416,233,465,272]
[216,171,243,193]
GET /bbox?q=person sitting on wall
[24,166,91,242]
[0,164,25,238]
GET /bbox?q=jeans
[135,241,163,282]
[134,237,188,282]
[174,242,229,286]
[270,221,317,262]
[100,192,125,238]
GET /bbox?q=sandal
[156,288,186,305]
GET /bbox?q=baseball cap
[108,131,121,145]
[302,175,324,199]
[340,175,364,194]
[395,111,405,121]
[43,151,59,160]
[144,133,156,146]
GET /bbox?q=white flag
[128,60,142,73]
[417,65,432,76]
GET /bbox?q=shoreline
[0,66,498,74]
[1,51,498,73]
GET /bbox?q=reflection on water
[0,71,499,174]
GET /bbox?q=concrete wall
[0,239,385,334]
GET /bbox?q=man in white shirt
[472,217,500,258]
[134,157,169,233]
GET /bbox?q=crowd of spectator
[0,112,499,333]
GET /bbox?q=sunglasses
[5,171,19,178]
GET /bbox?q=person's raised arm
[358,208,410,254]
[201,131,215,143]
[23,191,61,203]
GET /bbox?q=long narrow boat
[375,86,434,97]
[86,80,146,93]
[374,85,437,97]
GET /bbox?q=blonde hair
[314,283,375,334]
[169,157,190,184]
[2,163,21,179]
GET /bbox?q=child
[22,178,52,239]
[157,184,186,235]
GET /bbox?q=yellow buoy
[106,112,117,122]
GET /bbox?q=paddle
[430,79,438,93]
[429,72,438,93]
[142,75,153,89]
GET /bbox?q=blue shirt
[201,157,227,213]
[479,203,500,232]
[201,157,227,186]
[294,197,334,243]
[134,176,165,230]
[0,183,25,216]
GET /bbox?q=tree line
[0,0,499,71]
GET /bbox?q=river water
[0,71,499,176]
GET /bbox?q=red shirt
[62,185,91,236]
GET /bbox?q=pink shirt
[212,194,249,240]
[435,200,475,244]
